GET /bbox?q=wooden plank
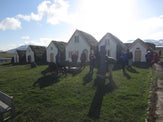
[0,92,13,106]
[0,91,14,122]
[0,101,9,112]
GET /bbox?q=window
[51,46,53,50]
[74,35,79,43]
[105,39,110,45]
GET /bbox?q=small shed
[26,45,46,64]
[128,38,155,62]
[46,41,66,63]
[14,50,26,64]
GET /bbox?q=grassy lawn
[0,64,151,122]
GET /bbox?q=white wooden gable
[98,33,126,60]
[14,51,19,63]
[99,34,117,59]
[26,46,35,63]
[46,41,58,63]
[66,30,93,62]
[129,39,148,62]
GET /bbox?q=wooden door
[50,53,54,62]
[134,49,141,62]
[28,55,31,63]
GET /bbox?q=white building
[98,33,127,61]
[46,41,66,63]
[26,45,46,64]
[65,29,98,63]
[129,39,151,62]
[14,50,26,64]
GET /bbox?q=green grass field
[0,64,151,122]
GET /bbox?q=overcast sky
[1,0,163,51]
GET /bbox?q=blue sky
[0,0,163,51]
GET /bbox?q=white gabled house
[128,38,155,62]
[46,41,66,63]
[26,45,46,64]
[14,50,26,64]
[98,33,127,61]
[65,29,98,63]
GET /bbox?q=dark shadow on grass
[33,75,60,89]
[127,66,139,73]
[123,72,131,79]
[72,68,83,76]
[104,79,117,95]
[88,77,117,120]
[133,62,149,69]
[83,72,93,85]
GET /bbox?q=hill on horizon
[6,45,28,53]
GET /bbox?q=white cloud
[144,31,163,40]
[2,0,163,42]
[65,0,138,41]
[129,15,163,40]
[39,38,53,46]
[0,17,21,30]
[0,0,70,31]
[37,0,51,16]
[21,36,30,40]
[17,0,69,25]
[24,38,53,47]
[16,1,50,22]
[46,0,69,24]
[141,16,163,32]
[63,0,163,41]
[17,13,42,22]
